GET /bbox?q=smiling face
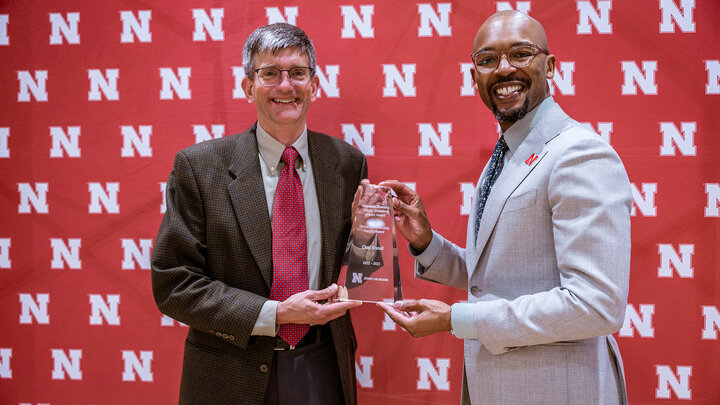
[471,11,555,131]
[241,47,318,144]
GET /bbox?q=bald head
[473,11,549,54]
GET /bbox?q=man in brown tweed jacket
[151,23,365,405]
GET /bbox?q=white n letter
[122,350,153,382]
[659,122,695,156]
[631,182,657,217]
[701,306,720,340]
[382,64,416,97]
[658,243,694,278]
[460,182,476,215]
[705,183,720,217]
[355,356,374,388]
[88,182,120,214]
[341,123,374,156]
[159,67,191,100]
[121,239,152,270]
[417,357,450,390]
[0,238,10,269]
[0,127,8,158]
[0,14,8,46]
[193,124,224,144]
[192,8,224,41]
[577,1,612,34]
[418,123,452,156]
[659,0,695,33]
[51,349,82,380]
[656,365,692,399]
[120,11,151,43]
[17,70,48,102]
[18,183,49,214]
[316,65,340,98]
[89,294,121,325]
[50,238,82,269]
[341,5,374,38]
[49,12,80,45]
[121,125,153,157]
[417,3,452,37]
[619,304,655,337]
[0,348,11,378]
[705,60,720,94]
[50,126,81,158]
[549,61,575,95]
[621,61,658,95]
[265,7,298,25]
[19,293,50,324]
[88,69,119,101]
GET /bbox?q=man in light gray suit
[379,11,632,404]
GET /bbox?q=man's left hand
[377,299,452,338]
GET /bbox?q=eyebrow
[474,41,535,53]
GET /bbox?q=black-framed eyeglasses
[253,67,315,86]
[470,44,549,72]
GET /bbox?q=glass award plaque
[336,184,403,303]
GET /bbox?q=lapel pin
[525,153,539,166]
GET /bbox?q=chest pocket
[504,187,537,213]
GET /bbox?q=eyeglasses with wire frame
[253,67,315,86]
[470,44,549,72]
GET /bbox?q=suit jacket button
[259,364,269,373]
[222,333,228,339]
[470,286,481,296]
[228,335,235,341]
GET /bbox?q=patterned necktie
[269,147,309,347]
[474,136,509,241]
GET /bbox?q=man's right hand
[276,284,362,325]
[378,179,433,252]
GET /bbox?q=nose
[495,54,516,75]
[276,71,294,89]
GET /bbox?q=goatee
[491,96,530,123]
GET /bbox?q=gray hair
[242,23,316,78]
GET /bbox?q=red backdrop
[1,1,719,404]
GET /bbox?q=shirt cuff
[251,300,279,336]
[450,302,477,340]
[410,231,442,271]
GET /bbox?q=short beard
[490,95,530,124]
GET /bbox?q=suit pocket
[504,187,537,213]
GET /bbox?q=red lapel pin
[525,153,539,166]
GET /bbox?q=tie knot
[281,147,299,167]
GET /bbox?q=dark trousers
[263,325,344,405]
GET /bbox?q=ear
[241,76,255,103]
[309,74,319,102]
[545,54,556,80]
[470,66,481,91]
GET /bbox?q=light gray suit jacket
[417,99,631,404]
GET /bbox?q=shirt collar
[502,97,555,153]
[256,123,310,175]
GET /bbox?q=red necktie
[270,147,310,347]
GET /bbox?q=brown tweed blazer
[151,123,367,405]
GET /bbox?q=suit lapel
[227,125,274,289]
[469,103,570,276]
[307,131,345,288]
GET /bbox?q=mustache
[487,76,530,92]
